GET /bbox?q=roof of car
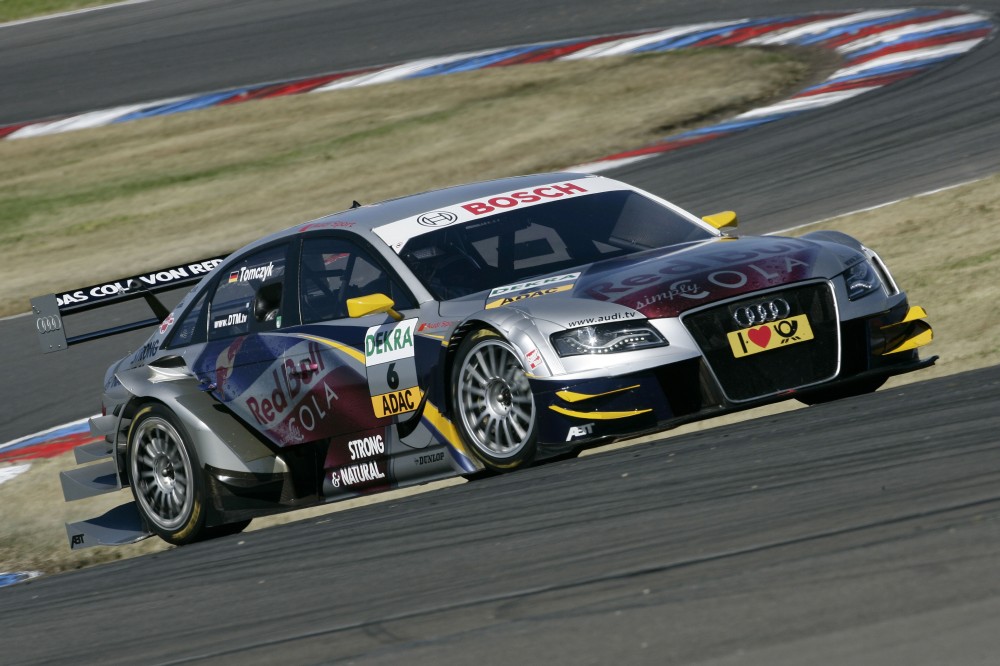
[240,172,595,254]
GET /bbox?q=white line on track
[830,38,985,78]
[771,175,991,235]
[0,416,93,453]
[745,9,912,46]
[0,0,157,30]
[0,570,43,588]
[561,20,745,60]
[837,14,989,54]
[735,88,874,119]
[311,49,509,92]
[0,463,32,486]
[6,100,178,139]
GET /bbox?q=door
[291,235,422,496]
[190,243,313,444]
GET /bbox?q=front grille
[682,282,839,402]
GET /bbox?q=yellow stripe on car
[880,306,933,354]
[549,404,652,420]
[882,305,928,327]
[422,400,472,458]
[555,384,641,403]
[293,334,365,365]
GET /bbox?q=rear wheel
[452,330,538,472]
[127,404,209,545]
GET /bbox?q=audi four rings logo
[416,211,458,227]
[36,315,62,333]
[732,298,791,328]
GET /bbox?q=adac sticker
[489,272,580,298]
[371,386,423,418]
[485,283,573,309]
[364,319,418,367]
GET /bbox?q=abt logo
[566,423,595,441]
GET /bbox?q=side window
[209,246,287,340]
[167,291,209,348]
[300,237,413,324]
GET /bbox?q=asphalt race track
[4,370,1000,665]
[2,1,1000,663]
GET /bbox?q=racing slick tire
[452,329,538,472]
[796,377,886,406]
[127,404,211,545]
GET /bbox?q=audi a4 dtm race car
[32,173,935,548]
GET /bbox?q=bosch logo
[732,298,791,328]
[36,315,62,334]
[417,211,457,228]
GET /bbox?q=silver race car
[32,173,935,548]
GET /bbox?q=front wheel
[127,404,208,545]
[452,330,538,472]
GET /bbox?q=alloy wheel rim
[457,339,534,458]
[131,417,194,531]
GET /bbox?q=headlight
[844,259,882,300]
[551,322,667,357]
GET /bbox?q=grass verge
[0,47,823,318]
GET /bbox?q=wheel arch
[115,378,288,480]
[448,324,540,471]
[443,308,543,409]
[442,319,501,415]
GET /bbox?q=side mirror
[701,211,738,231]
[346,293,403,320]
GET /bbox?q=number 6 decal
[363,319,422,419]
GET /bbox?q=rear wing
[30,256,227,353]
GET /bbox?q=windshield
[398,189,713,300]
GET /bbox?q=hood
[485,235,862,320]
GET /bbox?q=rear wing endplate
[31,256,227,353]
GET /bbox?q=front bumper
[530,297,934,456]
